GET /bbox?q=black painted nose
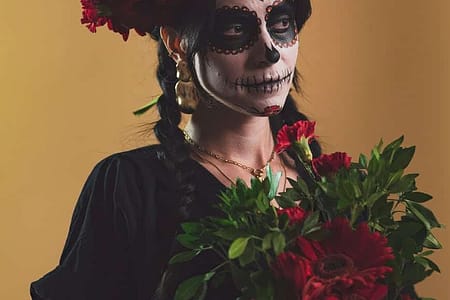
[265,44,280,63]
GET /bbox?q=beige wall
[1,0,448,299]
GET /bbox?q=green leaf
[388,221,424,251]
[181,222,204,235]
[169,250,201,264]
[383,136,404,154]
[266,166,282,200]
[272,232,286,255]
[174,275,205,300]
[228,237,251,259]
[304,227,329,241]
[288,177,310,197]
[402,262,428,285]
[133,96,160,116]
[404,192,433,203]
[204,271,216,281]
[423,232,443,249]
[301,211,320,236]
[250,271,275,300]
[417,250,434,257]
[214,228,242,241]
[174,272,216,300]
[390,146,416,171]
[407,201,441,230]
[415,256,441,273]
[275,189,299,208]
[336,196,352,210]
[422,257,441,273]
[401,237,418,258]
[371,141,382,160]
[389,173,418,193]
[255,191,270,213]
[262,233,273,251]
[177,234,201,250]
[359,153,368,168]
[386,170,403,189]
[365,191,387,207]
[239,240,256,266]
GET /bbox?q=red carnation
[297,218,394,300]
[275,120,316,160]
[271,252,313,299]
[312,152,351,177]
[277,207,308,225]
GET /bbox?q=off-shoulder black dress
[30,145,238,300]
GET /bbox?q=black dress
[30,145,238,300]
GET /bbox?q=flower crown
[81,0,310,41]
[80,0,194,41]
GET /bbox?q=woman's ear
[160,26,188,63]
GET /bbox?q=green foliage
[169,136,442,300]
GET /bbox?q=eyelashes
[216,15,294,38]
[210,2,298,55]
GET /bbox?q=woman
[30,0,321,299]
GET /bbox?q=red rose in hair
[277,207,308,225]
[297,218,394,300]
[275,120,316,159]
[271,252,313,299]
[80,0,197,41]
[312,152,351,177]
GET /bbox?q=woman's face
[194,0,299,116]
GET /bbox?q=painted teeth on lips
[236,71,292,88]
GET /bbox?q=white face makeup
[194,0,299,116]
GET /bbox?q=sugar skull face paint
[194,0,299,117]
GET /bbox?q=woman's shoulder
[99,144,165,167]
[90,144,172,183]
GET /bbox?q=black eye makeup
[265,0,298,48]
[209,6,261,55]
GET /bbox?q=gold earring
[175,61,199,114]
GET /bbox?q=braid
[152,38,196,220]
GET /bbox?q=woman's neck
[184,103,275,168]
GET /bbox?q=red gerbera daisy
[271,252,313,300]
[297,218,394,300]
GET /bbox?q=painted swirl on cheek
[265,0,298,48]
[209,6,261,55]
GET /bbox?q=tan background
[1,0,448,299]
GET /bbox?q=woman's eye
[270,17,292,33]
[223,24,245,37]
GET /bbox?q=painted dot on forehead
[209,6,262,55]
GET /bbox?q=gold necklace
[184,131,275,178]
[195,147,288,194]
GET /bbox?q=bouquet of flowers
[170,121,442,300]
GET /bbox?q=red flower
[80,0,199,41]
[271,252,313,299]
[297,218,394,300]
[312,152,351,177]
[275,120,316,154]
[277,207,308,225]
[400,293,413,300]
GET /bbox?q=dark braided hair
[148,0,319,222]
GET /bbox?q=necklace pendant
[253,169,264,178]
